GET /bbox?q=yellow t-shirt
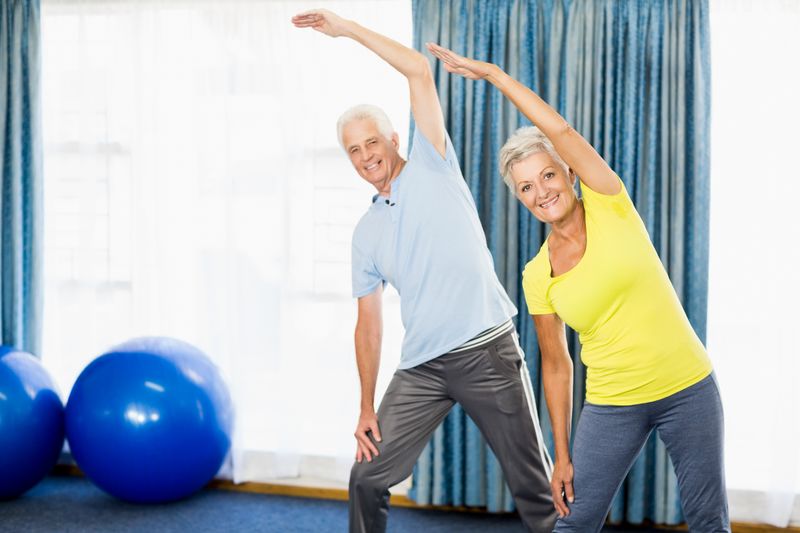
[522,177,712,406]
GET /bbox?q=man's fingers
[291,17,318,28]
[364,435,379,457]
[355,431,379,460]
[291,13,325,28]
[362,442,373,462]
[291,15,317,23]
[356,438,372,462]
[294,10,321,19]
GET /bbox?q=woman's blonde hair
[499,126,569,193]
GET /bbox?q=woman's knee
[553,507,607,533]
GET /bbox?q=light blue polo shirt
[351,128,517,369]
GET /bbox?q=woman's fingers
[442,63,480,80]
[425,42,442,53]
[564,478,575,504]
[426,43,457,63]
[432,49,461,68]
[551,482,568,517]
[426,42,483,79]
[435,46,464,66]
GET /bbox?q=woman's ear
[569,168,577,185]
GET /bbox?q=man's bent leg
[448,331,558,532]
[349,360,454,533]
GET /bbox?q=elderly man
[293,9,557,533]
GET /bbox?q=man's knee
[349,460,390,496]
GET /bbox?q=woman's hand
[551,458,575,518]
[291,9,349,38]
[427,42,620,195]
[425,42,494,80]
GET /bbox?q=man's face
[341,118,401,189]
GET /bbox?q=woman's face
[510,152,577,224]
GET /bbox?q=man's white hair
[499,126,569,193]
[336,104,395,150]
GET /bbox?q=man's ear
[391,132,400,150]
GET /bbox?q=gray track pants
[348,330,558,532]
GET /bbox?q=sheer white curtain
[707,0,800,526]
[41,0,410,484]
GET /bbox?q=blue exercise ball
[65,337,233,504]
[0,346,65,500]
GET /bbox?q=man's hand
[291,9,349,38]
[551,458,575,518]
[354,410,382,463]
[425,42,494,80]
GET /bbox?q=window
[42,0,411,483]
[707,0,800,525]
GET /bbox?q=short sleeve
[408,127,460,175]
[580,176,648,233]
[579,176,636,216]
[522,255,556,315]
[351,241,383,298]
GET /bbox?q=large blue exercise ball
[0,346,65,500]
[65,337,233,504]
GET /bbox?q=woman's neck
[549,200,586,247]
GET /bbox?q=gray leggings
[555,374,730,532]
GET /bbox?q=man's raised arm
[292,9,447,157]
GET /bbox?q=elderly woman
[426,43,730,532]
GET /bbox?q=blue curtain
[0,0,43,355]
[409,0,710,525]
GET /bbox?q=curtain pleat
[0,0,43,356]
